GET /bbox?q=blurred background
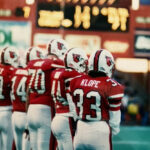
[0,0,150,149]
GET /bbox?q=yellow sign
[101,7,129,31]
[37,6,129,31]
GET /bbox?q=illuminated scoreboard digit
[36,2,129,31]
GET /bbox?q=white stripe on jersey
[54,72,61,79]
[110,103,121,108]
[108,93,124,99]
[65,75,82,83]
[65,75,82,91]
[16,70,28,75]
[51,64,65,68]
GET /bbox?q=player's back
[27,58,64,106]
[11,67,28,112]
[70,74,124,121]
[50,68,81,114]
[0,64,14,107]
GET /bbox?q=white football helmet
[47,39,69,61]
[0,47,19,67]
[25,47,44,64]
[88,49,115,77]
[64,48,88,73]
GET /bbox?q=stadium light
[115,58,148,73]
[132,0,140,10]
[26,0,35,5]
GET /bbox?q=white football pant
[74,120,112,150]
[12,111,30,150]
[51,114,74,150]
[0,109,13,150]
[27,104,51,150]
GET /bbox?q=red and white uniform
[50,68,81,150]
[11,67,30,150]
[27,58,63,150]
[69,75,124,150]
[11,68,28,112]
[0,64,14,150]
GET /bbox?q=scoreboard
[36,0,130,32]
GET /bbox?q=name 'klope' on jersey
[80,79,101,88]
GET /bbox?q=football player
[11,54,30,150]
[50,47,88,150]
[68,49,124,150]
[47,38,70,150]
[0,47,19,150]
[27,39,68,150]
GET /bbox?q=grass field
[112,126,150,150]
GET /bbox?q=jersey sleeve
[66,77,78,120]
[51,59,64,69]
[107,78,124,135]
[42,59,64,70]
[107,79,124,111]
[65,70,82,93]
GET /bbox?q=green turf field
[112,126,150,150]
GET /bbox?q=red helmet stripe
[1,47,8,64]
[26,47,33,64]
[48,39,55,55]
[94,50,102,71]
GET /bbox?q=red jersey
[11,68,28,112]
[0,64,14,106]
[27,58,64,106]
[50,68,81,114]
[69,75,124,121]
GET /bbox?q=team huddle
[0,38,124,150]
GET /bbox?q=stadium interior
[0,0,150,149]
